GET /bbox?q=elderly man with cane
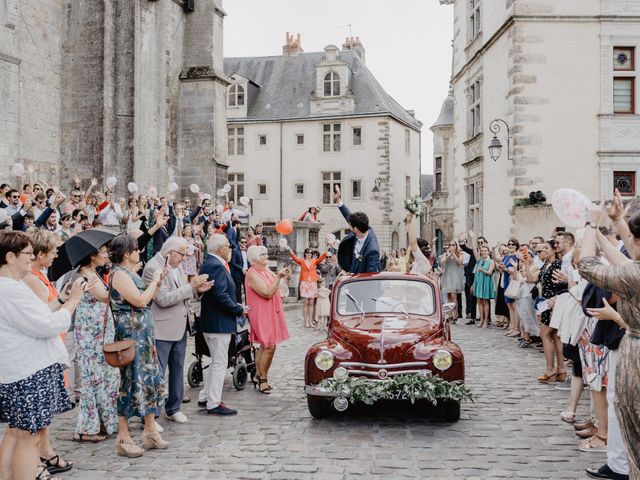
[143,237,212,423]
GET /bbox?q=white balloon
[168,182,179,193]
[215,204,224,214]
[239,196,250,206]
[189,184,200,194]
[278,238,288,248]
[216,189,226,197]
[127,182,138,193]
[222,183,231,193]
[106,176,117,188]
[12,163,25,177]
[326,233,336,244]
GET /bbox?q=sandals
[560,411,576,423]
[537,372,557,383]
[579,433,607,452]
[258,378,271,394]
[36,464,59,480]
[72,433,106,443]
[40,455,73,475]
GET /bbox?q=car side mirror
[442,303,456,315]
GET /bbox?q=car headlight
[314,350,335,371]
[333,366,348,382]
[432,350,452,371]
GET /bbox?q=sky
[223,0,454,175]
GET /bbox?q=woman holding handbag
[108,234,168,458]
[72,245,119,443]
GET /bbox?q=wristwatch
[585,221,597,229]
[57,297,66,305]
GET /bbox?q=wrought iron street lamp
[488,118,512,162]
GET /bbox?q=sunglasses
[10,195,20,199]
[507,243,516,246]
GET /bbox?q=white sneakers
[165,412,189,423]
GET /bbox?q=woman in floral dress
[180,224,198,280]
[108,234,168,458]
[73,245,119,442]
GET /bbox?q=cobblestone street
[34,305,599,479]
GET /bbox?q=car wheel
[233,363,248,391]
[187,361,201,388]
[307,396,332,419]
[441,400,461,421]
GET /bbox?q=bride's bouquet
[404,196,425,216]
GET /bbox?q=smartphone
[536,300,550,313]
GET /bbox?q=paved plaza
[30,305,599,479]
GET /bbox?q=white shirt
[561,249,575,277]
[354,231,369,257]
[241,250,248,270]
[0,277,70,383]
[222,208,249,223]
[98,202,123,226]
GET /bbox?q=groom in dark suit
[334,187,381,273]
[197,234,247,416]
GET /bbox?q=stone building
[223,34,422,252]
[0,0,228,192]
[436,0,640,240]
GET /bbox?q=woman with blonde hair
[245,245,290,393]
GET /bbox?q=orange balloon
[276,218,293,235]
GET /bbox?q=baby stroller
[187,315,257,391]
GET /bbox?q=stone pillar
[178,0,228,194]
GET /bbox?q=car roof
[334,271,438,290]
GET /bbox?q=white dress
[316,287,331,317]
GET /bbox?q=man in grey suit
[143,237,212,423]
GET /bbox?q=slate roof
[431,91,453,129]
[224,50,422,131]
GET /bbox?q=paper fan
[105,176,117,188]
[326,233,336,244]
[215,204,224,214]
[216,189,226,197]
[222,183,231,193]
[168,182,179,193]
[551,188,592,228]
[189,184,200,194]
[148,186,158,197]
[127,182,138,193]
[12,163,25,177]
[239,196,250,206]
[278,237,288,249]
[201,193,211,201]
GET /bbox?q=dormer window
[324,71,340,96]
[228,84,245,107]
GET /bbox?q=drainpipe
[279,122,283,219]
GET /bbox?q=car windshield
[336,279,435,316]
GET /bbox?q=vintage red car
[304,272,468,420]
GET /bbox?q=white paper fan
[189,184,200,194]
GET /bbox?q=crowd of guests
[375,191,637,480]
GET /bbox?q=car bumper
[304,385,345,398]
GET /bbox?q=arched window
[228,84,245,107]
[323,71,340,96]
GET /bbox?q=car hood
[332,315,442,364]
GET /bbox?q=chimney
[342,36,365,64]
[282,32,304,57]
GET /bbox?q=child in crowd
[315,279,331,331]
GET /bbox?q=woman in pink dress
[244,245,291,394]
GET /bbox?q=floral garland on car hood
[318,374,475,406]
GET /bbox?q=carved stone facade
[0,0,228,193]
[439,0,640,240]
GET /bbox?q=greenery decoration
[318,374,475,406]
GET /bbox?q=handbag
[102,277,136,368]
[504,275,524,299]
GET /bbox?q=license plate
[391,391,409,400]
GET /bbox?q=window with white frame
[228,127,245,156]
[434,156,443,192]
[468,80,481,138]
[404,129,411,154]
[352,127,362,146]
[469,0,481,42]
[351,179,362,200]
[227,173,244,203]
[227,84,245,107]
[467,179,481,233]
[322,123,341,152]
[324,71,340,96]
[613,47,635,114]
[322,171,341,204]
[257,183,267,197]
[294,183,304,197]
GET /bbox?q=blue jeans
[155,331,187,416]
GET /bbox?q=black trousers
[464,272,477,318]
